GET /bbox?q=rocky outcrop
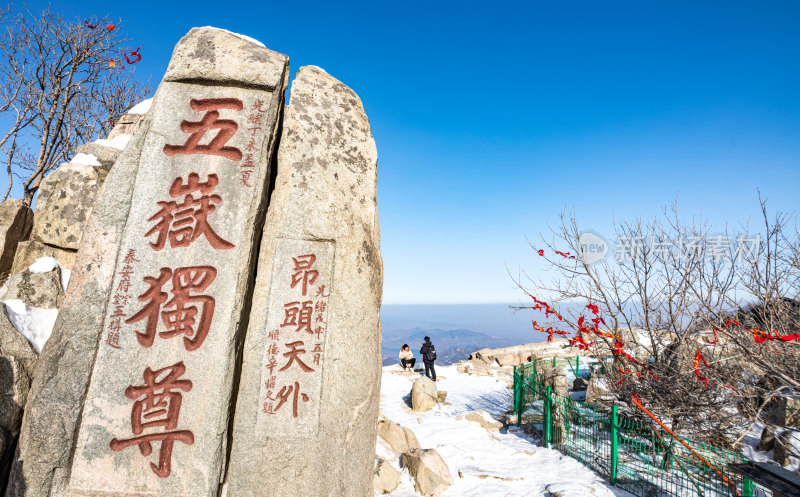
[0,304,38,491]
[0,200,33,281]
[585,376,613,406]
[378,418,421,453]
[4,265,64,309]
[10,241,76,275]
[469,340,574,366]
[402,448,453,496]
[29,163,106,252]
[540,367,569,396]
[108,111,147,139]
[373,458,402,494]
[412,377,438,412]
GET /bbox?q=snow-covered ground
[377,365,634,496]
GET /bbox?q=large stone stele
[0,199,33,280]
[9,27,288,497]
[225,66,381,496]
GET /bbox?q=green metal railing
[513,362,772,497]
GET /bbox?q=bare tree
[0,5,150,205]
[513,198,798,446]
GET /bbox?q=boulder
[4,265,64,308]
[74,142,121,171]
[496,354,518,366]
[437,390,447,403]
[0,199,33,280]
[585,376,613,406]
[30,163,105,250]
[411,377,438,412]
[0,304,38,491]
[377,418,421,453]
[457,409,503,432]
[774,429,800,468]
[10,241,77,274]
[759,425,776,452]
[108,112,147,139]
[573,377,589,391]
[540,367,569,396]
[402,448,453,496]
[373,458,402,494]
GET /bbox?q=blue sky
[8,1,800,304]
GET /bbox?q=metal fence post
[544,386,552,448]
[513,366,518,416]
[576,355,580,377]
[742,477,754,497]
[552,356,557,368]
[610,405,619,485]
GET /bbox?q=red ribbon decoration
[555,250,577,259]
[537,249,544,256]
[587,304,599,315]
[528,294,563,321]
[84,20,97,29]
[106,24,116,31]
[125,46,141,64]
[533,320,568,342]
[694,350,712,388]
[708,318,799,344]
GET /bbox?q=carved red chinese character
[163,98,243,161]
[265,356,278,375]
[126,266,217,351]
[109,362,194,478]
[106,332,121,349]
[291,254,318,296]
[274,381,309,418]
[279,340,315,373]
[145,173,235,251]
[312,343,322,365]
[123,249,140,264]
[315,285,330,298]
[281,300,313,333]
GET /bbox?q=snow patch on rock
[3,299,57,353]
[70,153,101,166]
[128,98,153,115]
[202,27,265,48]
[94,133,132,150]
[28,256,59,274]
[60,268,71,292]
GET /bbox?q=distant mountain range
[381,327,516,366]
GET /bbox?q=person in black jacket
[420,336,436,381]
